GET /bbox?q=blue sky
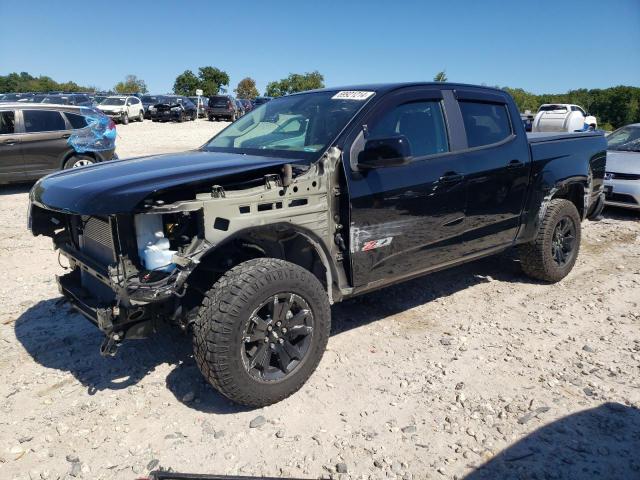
[1,0,638,95]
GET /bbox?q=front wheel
[192,258,331,407]
[121,113,129,125]
[518,199,581,282]
[138,111,144,122]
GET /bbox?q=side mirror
[358,136,412,169]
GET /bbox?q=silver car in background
[604,123,640,211]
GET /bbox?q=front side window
[368,101,449,157]
[0,111,15,134]
[460,101,512,148]
[23,110,67,132]
[204,90,371,161]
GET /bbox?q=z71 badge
[362,237,393,251]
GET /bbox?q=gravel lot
[1,120,639,480]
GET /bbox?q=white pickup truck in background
[532,104,597,132]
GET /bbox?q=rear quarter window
[459,101,512,148]
[64,112,88,129]
[0,111,15,134]
[23,110,67,132]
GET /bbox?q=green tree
[173,70,200,96]
[198,66,230,96]
[433,71,448,82]
[234,77,259,99]
[114,74,148,94]
[265,71,324,97]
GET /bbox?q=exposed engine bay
[28,147,347,355]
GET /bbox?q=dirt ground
[1,119,639,480]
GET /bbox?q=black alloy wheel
[551,217,577,266]
[242,293,315,382]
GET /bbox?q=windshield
[203,90,372,161]
[607,126,640,152]
[100,97,126,106]
[209,96,230,107]
[539,105,567,112]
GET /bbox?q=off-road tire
[122,113,129,125]
[518,199,581,282]
[192,258,331,407]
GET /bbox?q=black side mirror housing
[358,135,412,169]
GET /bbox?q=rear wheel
[64,155,95,169]
[231,113,237,122]
[192,258,331,407]
[518,199,581,282]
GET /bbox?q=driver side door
[344,87,468,287]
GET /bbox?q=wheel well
[552,183,584,217]
[181,227,329,324]
[60,150,96,169]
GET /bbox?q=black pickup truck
[28,83,606,407]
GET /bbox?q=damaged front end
[28,147,344,356]
[29,205,210,355]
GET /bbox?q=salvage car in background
[0,103,116,183]
[149,96,197,122]
[97,95,144,124]
[603,123,640,211]
[29,83,606,407]
[141,95,165,119]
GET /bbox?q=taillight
[227,101,233,109]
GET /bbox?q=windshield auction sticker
[331,91,375,100]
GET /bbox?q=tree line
[2,70,638,130]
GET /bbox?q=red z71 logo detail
[362,237,393,252]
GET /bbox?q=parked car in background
[0,103,116,183]
[149,96,197,122]
[532,104,597,133]
[0,93,34,103]
[235,99,246,117]
[603,123,640,211]
[239,98,253,114]
[93,94,110,104]
[207,95,239,121]
[97,95,144,124]
[188,96,208,118]
[41,93,94,107]
[253,96,272,107]
[24,94,47,103]
[141,95,165,119]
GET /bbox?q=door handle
[507,160,524,169]
[0,139,17,146]
[61,133,71,139]
[439,172,464,184]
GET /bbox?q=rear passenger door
[345,87,468,287]
[21,109,71,176]
[0,110,23,181]
[453,90,531,254]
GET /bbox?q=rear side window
[368,101,449,157]
[0,111,15,134]
[23,110,67,132]
[459,101,512,148]
[65,112,88,129]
